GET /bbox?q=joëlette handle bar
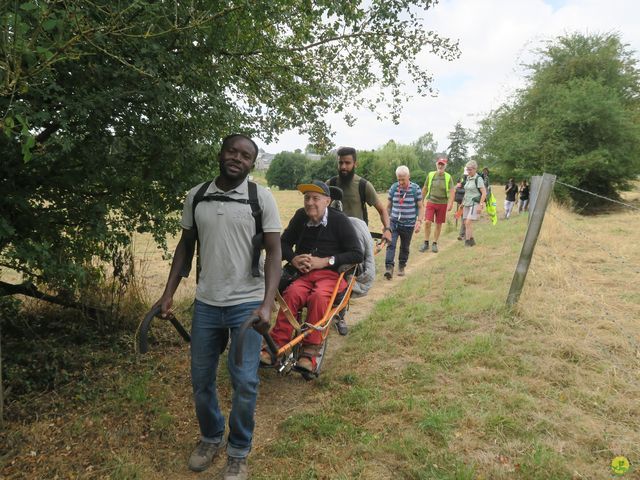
[138,305,191,354]
[371,231,388,255]
[235,315,279,367]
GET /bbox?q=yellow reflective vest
[424,171,452,200]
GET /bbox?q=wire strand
[556,180,640,211]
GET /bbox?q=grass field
[1,182,639,479]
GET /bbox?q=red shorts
[425,202,447,224]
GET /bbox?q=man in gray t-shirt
[155,134,281,480]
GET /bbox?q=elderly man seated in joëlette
[260,180,363,371]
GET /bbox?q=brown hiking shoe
[397,265,406,276]
[334,313,348,336]
[188,440,223,472]
[223,456,248,480]
[384,265,393,280]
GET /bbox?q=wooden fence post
[528,175,542,222]
[506,173,556,306]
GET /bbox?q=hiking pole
[138,305,191,354]
[235,315,278,367]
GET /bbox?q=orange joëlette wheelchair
[136,263,360,382]
[237,263,361,381]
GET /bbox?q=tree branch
[35,122,60,144]
[0,281,106,319]
[217,31,381,57]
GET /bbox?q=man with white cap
[261,180,363,372]
[419,156,455,253]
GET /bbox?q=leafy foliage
[412,131,440,173]
[304,155,337,184]
[265,151,309,190]
[0,1,459,297]
[377,140,425,188]
[357,139,431,190]
[267,132,441,192]
[475,33,640,209]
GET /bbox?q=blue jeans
[191,299,262,458]
[385,220,414,267]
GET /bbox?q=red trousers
[271,269,346,347]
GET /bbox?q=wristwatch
[383,227,392,233]
[328,256,336,266]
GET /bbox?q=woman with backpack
[455,168,468,240]
[461,160,487,247]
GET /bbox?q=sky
[260,0,640,154]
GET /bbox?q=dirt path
[192,233,460,478]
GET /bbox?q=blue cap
[297,180,331,196]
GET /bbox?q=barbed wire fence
[508,174,640,368]
[555,179,640,212]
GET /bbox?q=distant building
[305,153,322,162]
[256,149,275,170]
[256,149,325,170]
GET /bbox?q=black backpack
[327,176,369,225]
[182,180,264,279]
[456,175,486,204]
[454,181,465,204]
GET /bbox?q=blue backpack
[389,182,420,218]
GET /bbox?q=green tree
[0,1,459,302]
[475,33,640,209]
[412,132,439,175]
[265,152,308,190]
[446,122,469,176]
[353,150,376,186]
[364,140,422,190]
[303,155,337,184]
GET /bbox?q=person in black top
[504,177,518,219]
[481,167,491,197]
[260,180,363,371]
[518,180,530,213]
